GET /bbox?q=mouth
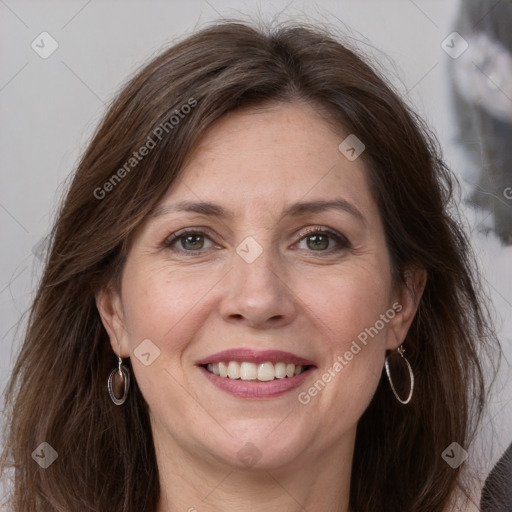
[196,348,317,398]
[201,361,312,381]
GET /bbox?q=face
[98,101,421,473]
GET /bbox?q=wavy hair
[1,20,499,512]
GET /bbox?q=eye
[162,226,351,255]
[163,229,216,253]
[296,227,351,252]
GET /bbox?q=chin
[207,427,315,471]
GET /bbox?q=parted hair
[1,19,498,512]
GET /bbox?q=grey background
[1,1,511,507]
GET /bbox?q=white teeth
[257,362,275,381]
[274,362,286,379]
[218,361,228,378]
[204,361,308,380]
[240,362,257,380]
[227,361,240,379]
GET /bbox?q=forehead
[162,102,376,220]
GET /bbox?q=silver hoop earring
[108,355,130,405]
[384,345,414,405]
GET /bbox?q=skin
[97,101,426,512]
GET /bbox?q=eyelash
[162,226,351,255]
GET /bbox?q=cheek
[118,262,221,413]
[121,261,221,348]
[295,259,392,413]
[300,259,392,353]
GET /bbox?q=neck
[153,421,355,512]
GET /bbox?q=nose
[219,238,298,329]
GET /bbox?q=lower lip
[198,365,315,399]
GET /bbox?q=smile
[203,361,310,381]
[196,348,317,398]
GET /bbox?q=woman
[0,20,500,512]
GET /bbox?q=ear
[96,286,131,358]
[386,267,427,350]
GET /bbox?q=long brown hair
[0,20,499,512]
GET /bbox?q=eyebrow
[151,199,367,226]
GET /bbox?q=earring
[108,354,130,405]
[384,344,414,405]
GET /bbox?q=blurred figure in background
[449,2,512,510]
[450,0,512,245]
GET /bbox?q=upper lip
[196,348,316,367]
